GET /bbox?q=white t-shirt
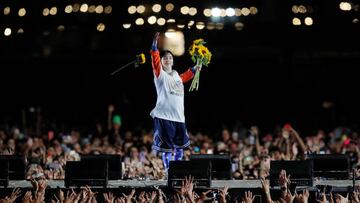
[150,68,185,123]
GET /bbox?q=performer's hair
[160,50,174,58]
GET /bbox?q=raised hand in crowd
[176,175,196,202]
[157,188,165,203]
[122,189,135,203]
[279,170,291,190]
[137,191,146,203]
[334,193,348,203]
[0,188,21,203]
[350,189,360,203]
[196,190,213,203]
[219,185,229,203]
[103,192,115,203]
[294,189,309,203]
[260,177,273,203]
[242,191,255,203]
[22,191,33,203]
[280,189,295,203]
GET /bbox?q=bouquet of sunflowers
[188,38,212,91]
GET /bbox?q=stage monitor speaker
[168,160,211,188]
[81,154,122,180]
[190,154,232,180]
[270,160,313,187]
[65,159,108,187]
[306,154,350,179]
[0,155,25,180]
[0,159,9,187]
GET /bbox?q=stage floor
[6,179,360,190]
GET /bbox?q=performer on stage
[149,32,201,172]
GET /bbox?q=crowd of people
[1,107,359,180]
[1,104,360,202]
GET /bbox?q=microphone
[111,53,146,76]
[134,53,146,68]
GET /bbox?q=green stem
[189,57,202,92]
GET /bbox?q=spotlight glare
[57,25,65,31]
[211,7,221,17]
[235,22,244,30]
[88,5,96,13]
[235,8,242,16]
[95,5,104,14]
[226,8,235,17]
[65,5,73,13]
[249,7,258,15]
[148,16,157,24]
[80,4,88,13]
[43,8,50,16]
[50,7,58,15]
[298,5,307,13]
[137,5,146,14]
[123,23,131,29]
[304,17,313,25]
[135,18,144,25]
[17,28,24,34]
[180,6,189,15]
[339,2,352,11]
[188,20,194,26]
[167,18,176,23]
[165,3,174,12]
[215,23,224,30]
[152,4,161,13]
[203,8,212,17]
[104,6,112,14]
[18,8,26,17]
[128,6,136,14]
[196,22,205,30]
[157,18,166,26]
[73,4,80,12]
[177,24,185,29]
[97,23,105,31]
[189,7,197,16]
[4,7,11,15]
[241,8,250,16]
[292,5,299,13]
[292,17,301,25]
[4,28,11,36]
[220,9,226,17]
[207,22,215,30]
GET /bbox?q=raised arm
[180,68,195,83]
[180,63,202,83]
[150,32,161,78]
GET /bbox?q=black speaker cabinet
[190,154,232,180]
[306,154,350,179]
[81,154,122,180]
[168,160,211,188]
[0,155,25,180]
[270,160,313,187]
[65,159,108,187]
[0,159,9,187]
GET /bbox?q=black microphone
[111,53,146,76]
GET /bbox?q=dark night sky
[1,0,360,135]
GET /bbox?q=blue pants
[152,117,190,152]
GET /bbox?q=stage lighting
[18,8,26,17]
[4,28,12,36]
[152,4,161,13]
[128,6,136,14]
[304,17,313,26]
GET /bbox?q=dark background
[1,0,359,136]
